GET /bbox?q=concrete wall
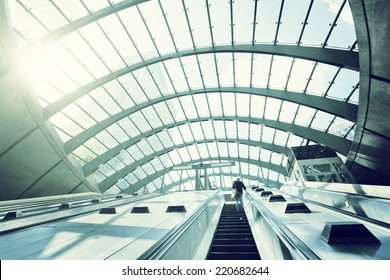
[0,2,100,200]
[347,0,390,185]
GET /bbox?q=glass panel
[326,69,359,100]
[255,0,282,43]
[301,0,343,47]
[139,1,175,55]
[161,0,193,51]
[208,93,223,117]
[278,0,311,44]
[84,137,108,155]
[264,98,281,120]
[81,21,125,71]
[233,0,255,44]
[326,1,356,49]
[29,75,64,105]
[227,142,238,158]
[189,122,205,141]
[179,96,198,119]
[306,64,339,96]
[310,111,334,131]
[202,121,215,138]
[90,88,121,116]
[236,93,250,117]
[170,126,184,146]
[77,93,109,121]
[61,32,110,79]
[104,80,135,110]
[250,95,265,118]
[185,0,211,47]
[187,145,200,159]
[328,118,354,138]
[154,103,174,124]
[45,43,93,87]
[208,142,219,157]
[212,121,227,139]
[294,106,316,127]
[131,111,152,133]
[225,121,237,139]
[82,0,109,12]
[235,53,252,87]
[287,59,316,92]
[279,101,298,123]
[249,124,261,141]
[274,130,288,146]
[164,59,189,92]
[126,144,144,161]
[217,53,234,87]
[193,94,210,118]
[98,13,141,65]
[142,162,155,176]
[143,107,163,129]
[150,63,174,95]
[221,93,235,115]
[261,127,274,144]
[53,0,89,22]
[119,150,135,166]
[22,0,68,32]
[252,54,272,88]
[95,130,118,149]
[269,56,292,89]
[177,146,191,162]
[178,123,194,143]
[118,117,140,138]
[237,122,249,140]
[199,54,218,87]
[181,56,203,90]
[118,8,158,60]
[209,0,230,45]
[168,99,186,122]
[133,67,161,100]
[159,153,173,167]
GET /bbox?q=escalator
[207,203,261,260]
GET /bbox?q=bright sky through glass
[8,0,358,194]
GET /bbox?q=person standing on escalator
[232,177,246,211]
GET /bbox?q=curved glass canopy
[9,0,359,194]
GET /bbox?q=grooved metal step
[206,203,261,260]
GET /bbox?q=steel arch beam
[64,91,354,155]
[98,142,288,192]
[68,114,351,157]
[43,45,359,118]
[25,0,150,49]
[66,88,356,153]
[159,173,282,193]
[119,156,285,195]
[84,132,289,176]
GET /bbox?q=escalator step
[207,252,261,260]
[210,244,259,252]
[212,238,257,246]
[207,204,261,260]
[215,228,251,234]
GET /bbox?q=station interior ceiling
[1,0,390,201]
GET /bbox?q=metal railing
[245,191,320,260]
[138,190,222,260]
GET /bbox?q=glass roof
[8,0,359,194]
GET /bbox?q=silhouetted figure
[232,177,246,211]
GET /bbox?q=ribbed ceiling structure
[7,0,360,195]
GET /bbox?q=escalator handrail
[137,190,222,260]
[246,190,320,260]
